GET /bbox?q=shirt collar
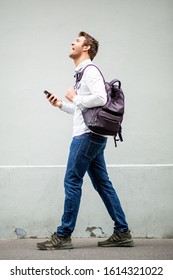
[75,59,92,73]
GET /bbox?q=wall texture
[0,0,173,239]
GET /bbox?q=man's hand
[46,93,62,108]
[65,88,77,102]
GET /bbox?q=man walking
[37,31,134,250]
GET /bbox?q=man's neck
[74,54,90,66]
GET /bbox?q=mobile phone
[44,90,52,98]
[44,90,57,102]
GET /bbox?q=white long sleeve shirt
[60,59,107,137]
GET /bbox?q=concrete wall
[0,0,173,239]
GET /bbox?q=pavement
[0,238,173,260]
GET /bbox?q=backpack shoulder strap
[74,64,106,84]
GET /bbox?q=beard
[69,52,79,60]
[69,48,82,60]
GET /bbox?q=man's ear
[83,45,90,51]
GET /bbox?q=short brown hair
[78,31,99,61]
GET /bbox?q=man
[37,31,134,250]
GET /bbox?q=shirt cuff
[73,95,85,110]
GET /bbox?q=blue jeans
[56,133,128,237]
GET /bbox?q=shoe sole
[37,243,74,250]
[98,240,135,247]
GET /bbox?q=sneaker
[98,230,134,247]
[37,234,73,250]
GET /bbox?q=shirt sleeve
[73,66,107,109]
[60,101,75,115]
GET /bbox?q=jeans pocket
[85,140,104,160]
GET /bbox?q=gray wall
[0,0,173,239]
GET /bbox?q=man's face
[69,36,86,60]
